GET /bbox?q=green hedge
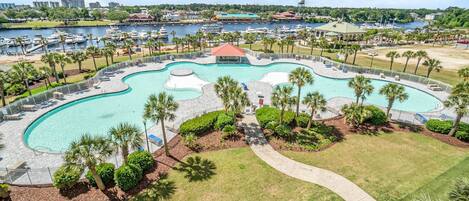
[295,123,337,151]
[114,164,143,191]
[255,107,295,128]
[85,163,115,187]
[456,131,469,142]
[295,113,310,128]
[364,105,387,126]
[128,151,155,172]
[53,165,83,190]
[426,119,453,134]
[214,113,235,130]
[179,111,223,136]
[275,124,292,139]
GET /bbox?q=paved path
[240,115,375,201]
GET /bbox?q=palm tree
[289,67,314,116]
[422,58,442,78]
[145,39,155,56]
[40,36,49,54]
[104,42,117,64]
[70,51,87,72]
[87,33,94,47]
[64,134,113,190]
[143,92,179,156]
[340,47,353,63]
[226,85,250,115]
[15,37,26,55]
[350,44,361,65]
[243,33,256,50]
[108,122,143,163]
[308,35,316,55]
[385,51,400,71]
[0,70,7,106]
[41,53,59,83]
[401,50,415,73]
[414,50,428,74]
[277,38,287,53]
[348,75,374,105]
[86,46,100,72]
[54,54,71,84]
[172,37,181,53]
[59,34,66,53]
[379,83,409,117]
[101,48,111,66]
[318,37,328,56]
[341,103,371,128]
[272,85,294,124]
[123,39,135,60]
[11,61,35,96]
[39,66,52,89]
[302,92,327,129]
[458,67,469,81]
[444,83,469,136]
[214,76,238,112]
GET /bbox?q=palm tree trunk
[414,59,421,74]
[161,121,170,156]
[52,65,59,84]
[426,69,431,78]
[105,56,109,66]
[353,52,357,64]
[24,79,31,96]
[386,100,394,118]
[389,60,394,70]
[307,109,314,129]
[279,108,285,124]
[128,48,132,60]
[78,61,82,72]
[310,45,313,55]
[0,82,5,106]
[61,65,67,84]
[122,144,129,163]
[296,87,301,116]
[110,55,114,64]
[62,43,65,53]
[449,114,462,136]
[92,57,98,71]
[355,96,360,104]
[89,166,106,190]
[403,58,410,72]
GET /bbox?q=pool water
[24,62,441,153]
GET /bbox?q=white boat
[245,27,269,35]
[150,30,159,38]
[159,26,168,39]
[200,23,223,35]
[139,32,149,40]
[129,30,139,40]
[65,36,75,44]
[33,35,43,45]
[74,34,87,43]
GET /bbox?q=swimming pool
[24,62,441,153]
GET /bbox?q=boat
[159,26,168,39]
[150,30,159,38]
[245,27,269,35]
[129,30,139,40]
[32,35,43,45]
[139,32,149,40]
[200,23,223,35]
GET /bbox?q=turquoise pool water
[24,62,441,153]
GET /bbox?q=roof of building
[272,11,301,20]
[211,44,245,57]
[216,13,260,19]
[314,21,365,34]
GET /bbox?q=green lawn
[281,132,469,201]
[164,148,343,201]
[240,43,462,86]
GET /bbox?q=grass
[164,148,343,201]
[3,20,115,29]
[240,43,463,86]
[402,157,469,200]
[281,132,469,201]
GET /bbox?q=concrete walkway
[240,115,375,201]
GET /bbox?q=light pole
[143,120,150,152]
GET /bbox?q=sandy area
[370,44,469,70]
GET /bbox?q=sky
[4,0,469,9]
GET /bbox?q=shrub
[183,133,199,150]
[274,124,292,140]
[364,105,387,126]
[114,164,143,191]
[426,119,453,134]
[85,163,115,187]
[295,123,336,151]
[449,178,469,200]
[214,113,235,130]
[222,125,237,139]
[455,131,469,142]
[255,107,295,128]
[53,165,83,190]
[265,121,279,131]
[0,184,9,199]
[179,111,222,136]
[128,151,155,172]
[295,113,310,128]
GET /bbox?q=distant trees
[107,10,129,23]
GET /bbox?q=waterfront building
[89,1,100,8]
[127,13,154,23]
[272,11,302,21]
[214,13,260,22]
[108,2,120,8]
[163,13,181,22]
[61,0,85,8]
[0,3,15,9]
[313,21,366,41]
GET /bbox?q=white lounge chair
[394,75,400,81]
[3,114,22,120]
[380,73,385,78]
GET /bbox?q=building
[127,13,154,22]
[162,13,181,22]
[89,1,100,8]
[313,21,366,41]
[214,13,260,22]
[0,3,15,9]
[272,11,301,21]
[211,44,247,64]
[108,2,119,8]
[50,1,59,7]
[61,0,85,8]
[33,1,59,8]
[425,13,443,21]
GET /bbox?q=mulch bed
[8,129,247,201]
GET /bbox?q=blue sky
[5,0,469,9]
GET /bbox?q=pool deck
[0,54,460,184]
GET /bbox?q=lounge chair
[99,76,110,81]
[21,104,37,111]
[241,83,249,91]
[3,114,22,121]
[380,73,385,78]
[414,113,429,124]
[394,75,400,81]
[148,134,163,146]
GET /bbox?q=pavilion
[313,21,366,41]
[211,44,247,64]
